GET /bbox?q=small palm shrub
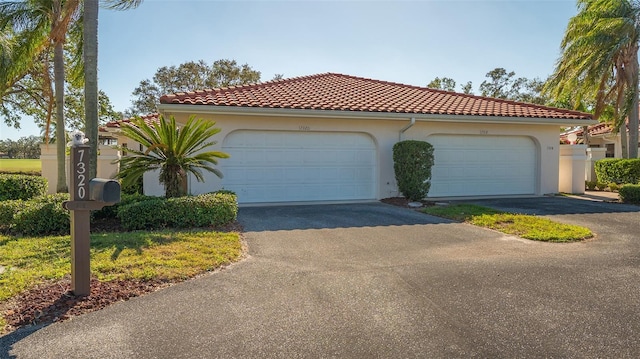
[117,115,229,198]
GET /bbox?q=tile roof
[105,113,160,129]
[560,120,640,140]
[159,73,592,120]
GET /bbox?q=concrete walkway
[2,199,639,358]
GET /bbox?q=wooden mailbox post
[62,144,120,296]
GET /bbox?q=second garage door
[427,135,537,197]
[222,131,376,203]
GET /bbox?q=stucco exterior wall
[147,112,563,199]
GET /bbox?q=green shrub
[608,183,619,192]
[117,193,238,231]
[596,182,607,191]
[0,174,47,200]
[392,140,434,201]
[12,193,70,236]
[92,193,159,220]
[117,198,170,230]
[585,181,597,190]
[0,199,22,233]
[595,158,640,184]
[166,193,238,228]
[121,175,143,195]
[619,184,640,204]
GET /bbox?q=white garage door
[427,135,537,197]
[222,131,376,203]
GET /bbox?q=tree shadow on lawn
[90,231,183,261]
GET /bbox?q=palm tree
[0,0,81,192]
[84,0,142,179]
[116,115,230,198]
[545,0,639,159]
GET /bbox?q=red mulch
[2,277,178,335]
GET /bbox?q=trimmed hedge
[594,159,640,185]
[619,184,640,204]
[0,174,47,201]
[1,191,238,235]
[393,140,434,201]
[117,192,238,231]
[11,193,70,236]
[92,193,159,220]
[0,199,22,233]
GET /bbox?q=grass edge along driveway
[422,204,593,242]
[0,229,243,334]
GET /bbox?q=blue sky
[0,0,578,140]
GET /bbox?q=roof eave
[157,104,596,127]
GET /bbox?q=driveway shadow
[0,324,46,358]
[460,196,640,216]
[238,202,452,232]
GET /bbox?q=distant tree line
[0,136,41,159]
[427,67,548,105]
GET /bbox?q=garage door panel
[428,135,536,197]
[223,131,376,203]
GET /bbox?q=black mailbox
[89,178,121,203]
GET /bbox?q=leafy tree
[479,68,522,99]
[478,68,548,105]
[116,115,230,198]
[461,81,473,95]
[427,77,456,92]
[127,59,262,116]
[545,0,639,159]
[0,69,120,137]
[0,0,82,192]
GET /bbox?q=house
[106,73,594,204]
[560,122,640,158]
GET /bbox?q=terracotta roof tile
[560,120,640,143]
[159,73,592,120]
[105,113,160,129]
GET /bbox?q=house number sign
[71,145,90,201]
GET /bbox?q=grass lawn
[0,159,41,173]
[423,204,593,242]
[0,229,243,331]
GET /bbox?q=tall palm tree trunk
[54,40,67,192]
[84,0,99,179]
[628,53,639,159]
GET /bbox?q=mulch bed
[2,277,178,335]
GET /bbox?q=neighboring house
[105,73,593,204]
[560,122,640,158]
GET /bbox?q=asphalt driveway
[2,198,639,358]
